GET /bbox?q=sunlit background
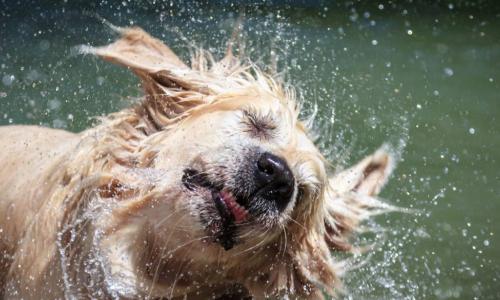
[1,0,499,299]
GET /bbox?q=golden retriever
[0,27,394,299]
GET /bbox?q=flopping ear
[285,148,397,299]
[324,147,395,253]
[85,27,213,126]
[330,147,394,197]
[91,27,188,71]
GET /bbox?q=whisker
[154,207,189,230]
[164,235,212,257]
[147,235,165,299]
[277,229,284,259]
[281,224,288,260]
[231,227,271,257]
[238,227,258,239]
[168,247,190,299]
[288,216,307,231]
[147,234,211,299]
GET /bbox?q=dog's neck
[94,213,287,298]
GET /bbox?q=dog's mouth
[182,168,250,250]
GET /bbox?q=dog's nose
[255,152,295,211]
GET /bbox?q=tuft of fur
[88,27,298,132]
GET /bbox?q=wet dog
[0,27,394,299]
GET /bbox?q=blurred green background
[1,0,499,299]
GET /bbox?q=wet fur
[0,27,395,299]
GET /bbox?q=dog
[0,27,394,299]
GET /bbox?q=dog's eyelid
[296,183,313,202]
[241,108,277,138]
[297,184,306,200]
[296,180,322,202]
[242,108,265,121]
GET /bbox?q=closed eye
[295,182,320,204]
[297,184,306,202]
[242,109,277,139]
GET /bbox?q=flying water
[1,1,499,299]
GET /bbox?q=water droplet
[97,76,105,86]
[48,98,61,111]
[52,119,67,129]
[2,74,15,86]
[39,39,50,51]
[444,67,454,77]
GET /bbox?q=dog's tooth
[235,206,249,222]
[219,190,249,222]
[235,202,244,211]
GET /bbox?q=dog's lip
[182,168,251,250]
[182,168,249,223]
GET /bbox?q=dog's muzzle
[182,150,295,250]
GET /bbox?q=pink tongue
[220,191,248,223]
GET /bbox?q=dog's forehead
[185,92,295,126]
[170,88,322,158]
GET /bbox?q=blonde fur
[0,27,395,299]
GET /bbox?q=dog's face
[149,91,323,251]
[91,27,394,298]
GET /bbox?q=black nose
[255,152,295,211]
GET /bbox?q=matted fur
[0,27,396,299]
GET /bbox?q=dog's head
[170,95,317,251]
[87,27,395,298]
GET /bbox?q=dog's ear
[88,27,210,124]
[330,147,394,197]
[92,26,188,71]
[323,147,395,253]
